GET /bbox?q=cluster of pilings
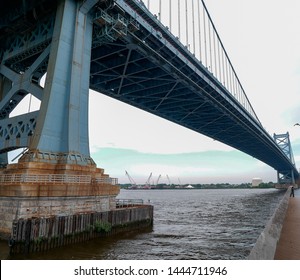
[8,205,153,255]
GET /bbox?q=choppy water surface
[2,188,285,260]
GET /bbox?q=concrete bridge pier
[0,0,120,239]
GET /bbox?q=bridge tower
[274,132,296,185]
[0,0,119,238]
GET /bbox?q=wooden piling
[8,205,153,255]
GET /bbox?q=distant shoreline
[120,183,276,190]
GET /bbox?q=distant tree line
[119,182,275,189]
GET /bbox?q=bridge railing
[95,176,119,185]
[136,0,260,124]
[116,199,144,208]
[0,174,118,185]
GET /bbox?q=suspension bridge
[0,0,298,236]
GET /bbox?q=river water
[1,188,285,260]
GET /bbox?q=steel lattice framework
[274,133,296,184]
[0,0,298,183]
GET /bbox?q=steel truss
[274,133,296,184]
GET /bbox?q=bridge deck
[274,188,300,259]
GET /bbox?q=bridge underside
[0,0,298,185]
[90,0,298,182]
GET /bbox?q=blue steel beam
[29,0,94,164]
[0,0,97,165]
[0,111,38,152]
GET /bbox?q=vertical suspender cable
[147,0,149,10]
[169,0,172,32]
[208,19,212,71]
[238,82,242,104]
[198,0,202,62]
[232,67,235,95]
[213,30,217,77]
[226,55,230,90]
[221,43,225,85]
[159,0,161,22]
[192,0,196,55]
[229,63,233,94]
[185,0,188,48]
[229,62,233,94]
[224,50,227,87]
[203,4,207,66]
[178,0,181,40]
[218,40,221,82]
[201,0,260,122]
[234,70,237,98]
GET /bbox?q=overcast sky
[10,0,300,185]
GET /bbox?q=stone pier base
[0,159,120,239]
[0,195,117,239]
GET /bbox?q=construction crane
[178,178,181,186]
[145,172,152,189]
[125,170,137,189]
[166,174,171,186]
[155,174,161,187]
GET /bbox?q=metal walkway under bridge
[0,0,298,184]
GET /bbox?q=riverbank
[248,186,300,259]
[247,187,290,259]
